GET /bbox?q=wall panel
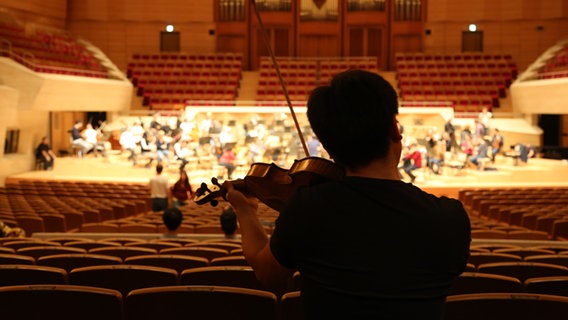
[67,0,215,71]
[0,0,66,28]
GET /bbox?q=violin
[193,0,344,210]
[194,157,344,211]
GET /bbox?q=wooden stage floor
[6,154,568,200]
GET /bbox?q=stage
[6,153,568,200]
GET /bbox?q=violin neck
[230,179,248,195]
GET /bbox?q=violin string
[250,0,310,157]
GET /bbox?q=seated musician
[35,137,56,170]
[70,120,93,157]
[399,142,422,183]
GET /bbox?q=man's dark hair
[220,207,237,235]
[307,69,398,169]
[162,207,183,231]
[156,164,164,174]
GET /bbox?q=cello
[194,0,344,211]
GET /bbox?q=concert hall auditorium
[1,0,568,319]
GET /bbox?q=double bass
[194,0,344,211]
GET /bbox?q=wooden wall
[425,0,568,70]
[0,0,67,28]
[1,0,568,71]
[66,0,217,71]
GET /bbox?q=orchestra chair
[447,272,522,295]
[210,255,249,267]
[200,238,242,245]
[124,254,209,273]
[125,285,278,320]
[471,229,508,239]
[466,252,522,268]
[160,246,229,262]
[180,266,267,291]
[0,285,123,320]
[552,220,568,240]
[45,237,91,245]
[69,264,179,296]
[2,239,61,250]
[150,238,200,246]
[443,293,568,320]
[63,240,122,251]
[186,241,242,252]
[0,237,38,246]
[16,246,87,260]
[524,276,568,297]
[79,222,120,233]
[41,214,67,232]
[525,254,568,268]
[477,262,568,282]
[0,264,67,285]
[89,246,157,261]
[493,248,556,259]
[119,223,158,233]
[97,237,147,245]
[193,224,223,234]
[37,253,123,272]
[230,248,244,256]
[507,230,550,240]
[15,216,45,234]
[528,245,568,254]
[280,291,305,320]
[464,263,476,272]
[0,247,15,254]
[124,241,182,251]
[0,253,35,265]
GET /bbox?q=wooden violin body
[194,157,344,211]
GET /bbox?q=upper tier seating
[538,45,568,79]
[0,179,277,236]
[256,56,378,103]
[395,53,518,114]
[0,22,106,78]
[127,53,243,110]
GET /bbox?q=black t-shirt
[71,127,81,140]
[36,143,50,159]
[270,177,471,320]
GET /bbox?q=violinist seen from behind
[223,70,471,319]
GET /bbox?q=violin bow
[250,0,310,157]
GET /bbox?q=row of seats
[2,283,567,320]
[126,53,243,109]
[1,180,278,236]
[542,46,568,73]
[395,52,513,62]
[0,22,105,77]
[467,251,568,270]
[2,243,568,295]
[459,188,568,240]
[256,57,378,101]
[129,59,242,71]
[395,52,517,114]
[0,284,298,320]
[538,45,568,79]
[132,52,243,62]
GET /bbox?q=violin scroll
[194,177,225,207]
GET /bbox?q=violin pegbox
[194,177,225,207]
